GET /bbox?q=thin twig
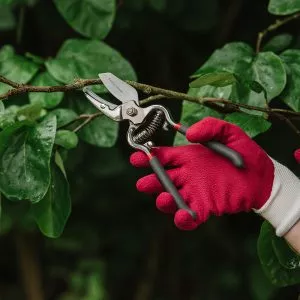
[72,112,103,133]
[256,12,300,53]
[273,112,300,139]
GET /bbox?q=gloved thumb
[294,149,300,163]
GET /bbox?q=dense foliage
[1,0,300,299]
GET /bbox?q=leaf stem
[256,12,300,53]
[72,112,103,133]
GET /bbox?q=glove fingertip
[294,149,300,163]
[130,151,149,167]
[156,192,177,214]
[174,209,199,230]
[185,117,216,143]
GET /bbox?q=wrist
[254,158,300,236]
[284,220,300,254]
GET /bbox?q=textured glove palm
[130,117,275,230]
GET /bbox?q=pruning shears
[83,73,244,219]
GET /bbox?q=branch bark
[0,77,102,100]
[1,75,300,133]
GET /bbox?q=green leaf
[55,130,78,149]
[0,45,39,94]
[193,42,254,77]
[0,116,56,202]
[190,72,237,88]
[257,221,300,287]
[16,103,43,121]
[55,150,66,177]
[0,5,15,31]
[70,92,118,147]
[263,34,293,53]
[54,0,115,40]
[224,112,271,138]
[29,72,64,109]
[272,236,300,270]
[268,0,300,15]
[280,49,300,111]
[0,104,18,128]
[31,161,71,238]
[25,52,45,65]
[231,52,286,109]
[45,39,137,87]
[48,108,78,128]
[193,43,286,108]
[250,52,286,100]
[174,85,226,146]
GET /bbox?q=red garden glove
[294,149,300,163]
[130,117,300,236]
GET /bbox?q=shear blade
[99,73,139,104]
[83,87,118,110]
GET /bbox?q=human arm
[284,220,300,253]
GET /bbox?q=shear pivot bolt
[126,107,138,116]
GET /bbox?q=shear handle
[176,124,244,168]
[149,155,197,220]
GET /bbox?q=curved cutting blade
[99,73,139,104]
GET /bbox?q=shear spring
[132,110,165,144]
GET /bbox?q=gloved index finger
[130,147,182,168]
[186,117,247,144]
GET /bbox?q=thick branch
[256,12,300,53]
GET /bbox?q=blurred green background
[1,0,300,299]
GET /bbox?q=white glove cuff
[254,158,300,237]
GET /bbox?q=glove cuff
[254,158,300,237]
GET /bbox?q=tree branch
[256,12,300,53]
[0,77,102,100]
[1,75,300,133]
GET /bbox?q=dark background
[1,0,300,299]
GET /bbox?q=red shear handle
[176,124,244,168]
[148,155,197,220]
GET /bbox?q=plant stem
[273,112,300,139]
[256,12,300,53]
[72,112,103,132]
[0,78,102,101]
